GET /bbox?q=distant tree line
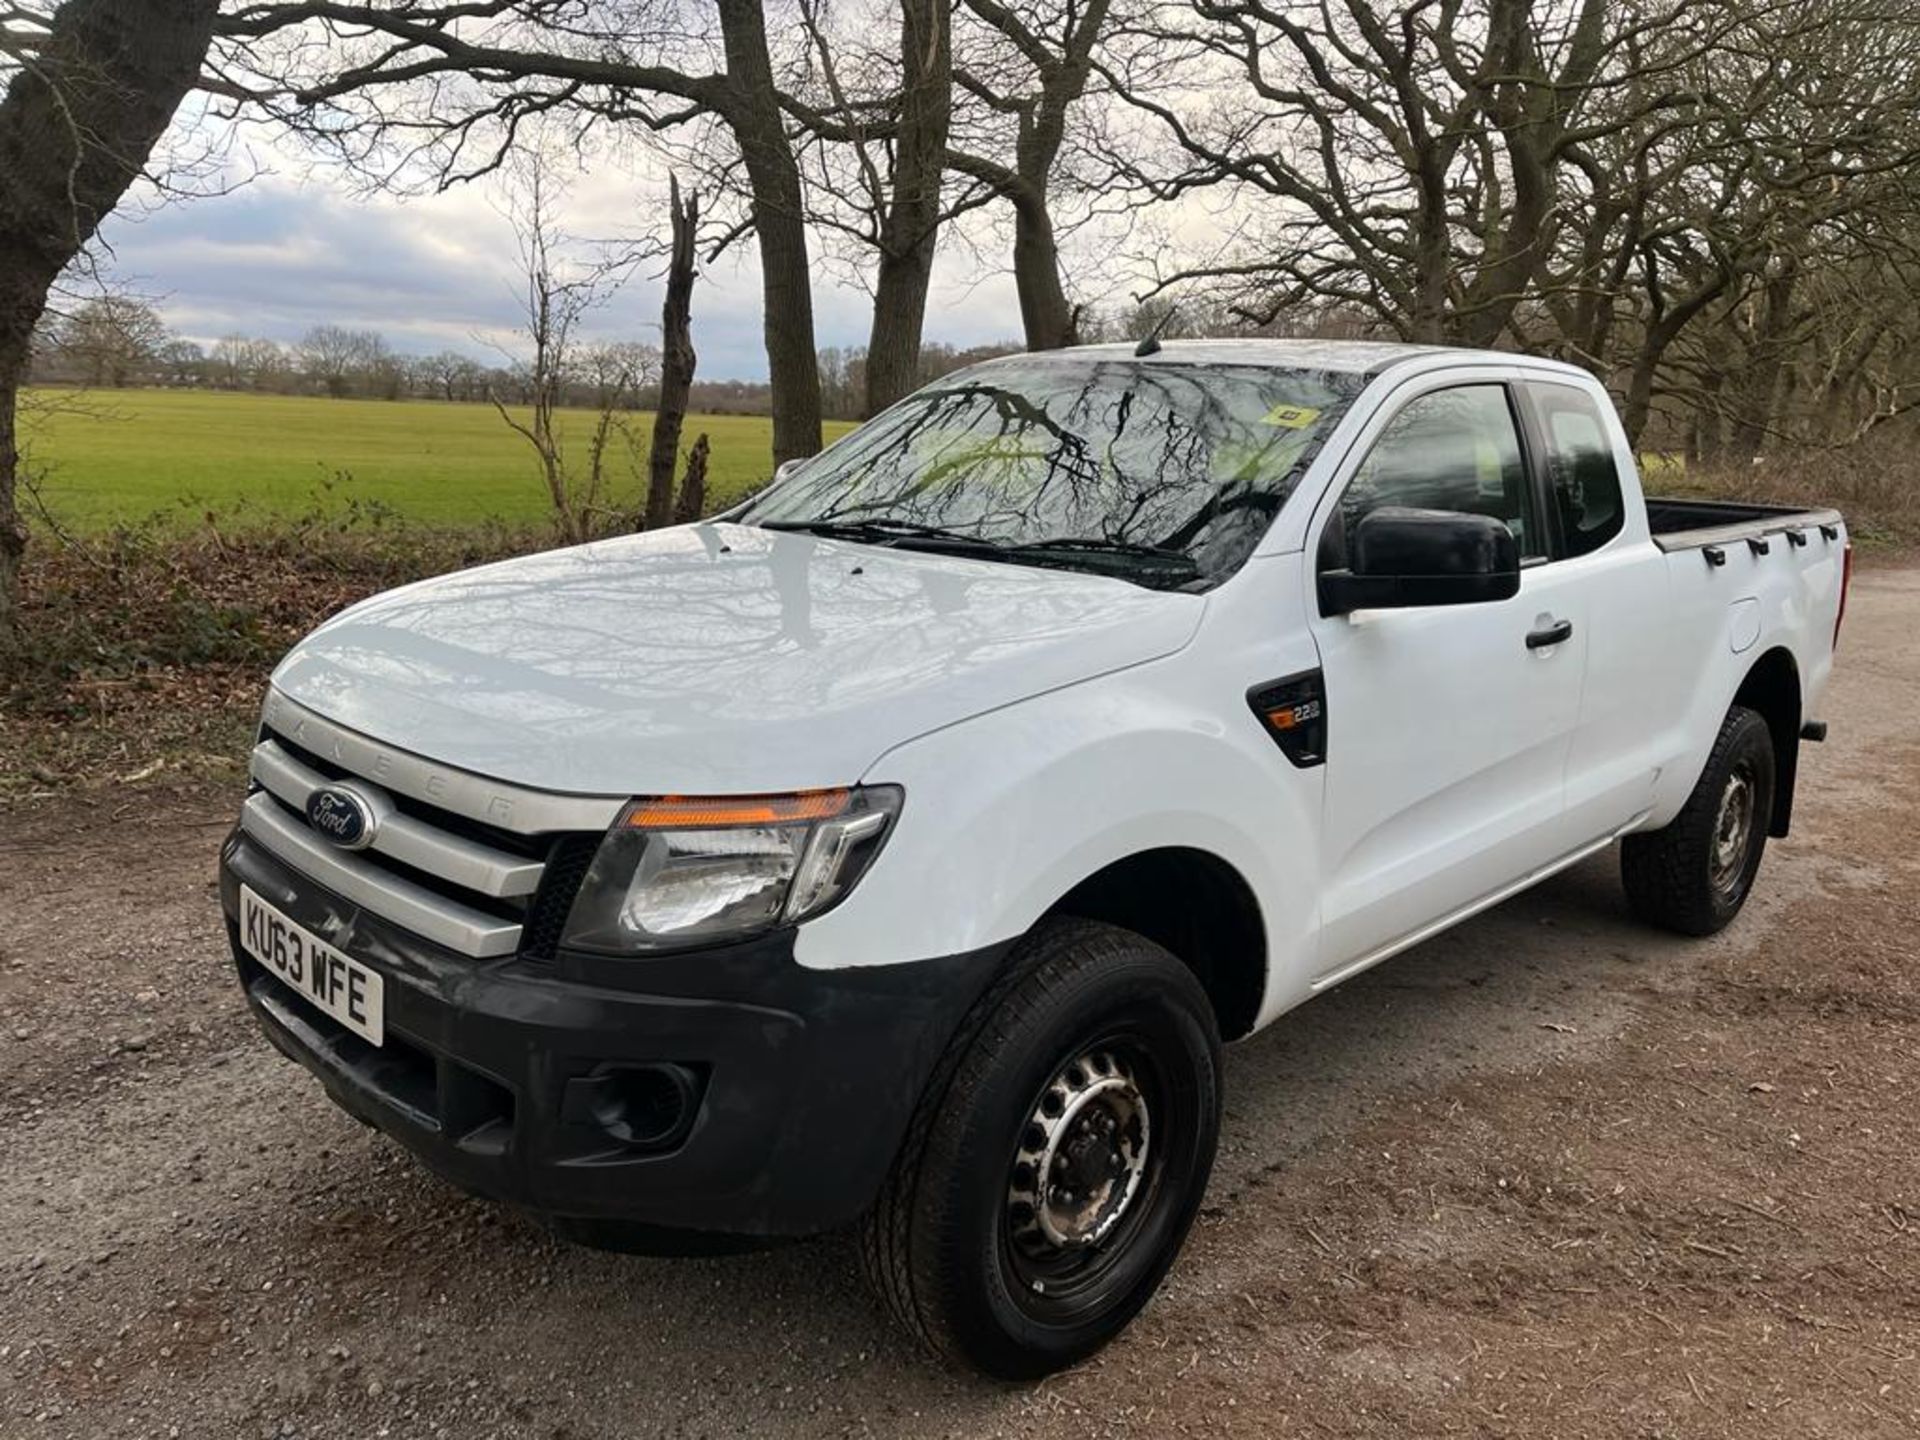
[26,299,608,406]
[25,294,1026,419]
[816,340,1023,419]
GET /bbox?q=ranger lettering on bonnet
[218,339,1849,1378]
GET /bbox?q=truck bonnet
[268,522,1204,797]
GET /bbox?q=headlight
[559,786,902,954]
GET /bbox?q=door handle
[1526,618,1574,650]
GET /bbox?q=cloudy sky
[89,118,1064,381]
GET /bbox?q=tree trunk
[672,433,710,525]
[1454,136,1554,349]
[1450,0,1585,350]
[0,0,221,637]
[863,0,951,415]
[1621,270,1731,449]
[0,346,26,647]
[716,0,822,467]
[1690,367,1725,465]
[1726,264,1799,462]
[0,257,43,641]
[964,0,1111,354]
[866,252,936,409]
[1406,173,1453,345]
[1012,190,1076,350]
[644,175,699,530]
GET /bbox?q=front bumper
[220,829,1004,1248]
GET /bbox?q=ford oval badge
[306,785,377,850]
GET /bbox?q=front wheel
[861,918,1221,1379]
[1621,704,1776,936]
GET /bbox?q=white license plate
[239,885,385,1045]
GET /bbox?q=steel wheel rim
[1002,1036,1162,1307]
[1711,764,1757,898]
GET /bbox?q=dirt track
[2,567,1916,1439]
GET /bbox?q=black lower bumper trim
[221,829,1006,1245]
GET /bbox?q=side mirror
[1318,506,1520,616]
[772,458,805,487]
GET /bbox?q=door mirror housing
[1318,506,1521,616]
[772,457,806,487]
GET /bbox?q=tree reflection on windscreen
[739,360,1364,590]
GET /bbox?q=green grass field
[18,389,854,532]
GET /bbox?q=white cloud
[94,153,1033,379]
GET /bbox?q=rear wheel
[1622,704,1776,936]
[861,918,1221,1379]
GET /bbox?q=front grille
[268,728,550,860]
[241,698,620,960]
[256,785,528,923]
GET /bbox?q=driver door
[1305,377,1589,984]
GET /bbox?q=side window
[1337,385,1541,560]
[1528,383,1624,557]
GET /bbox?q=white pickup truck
[221,340,1850,1377]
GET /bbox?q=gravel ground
[1,565,1915,1439]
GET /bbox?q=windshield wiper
[1007,536,1202,576]
[757,518,1004,552]
[759,519,1203,588]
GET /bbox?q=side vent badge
[1248,671,1328,768]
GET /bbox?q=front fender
[790,652,1325,1025]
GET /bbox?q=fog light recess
[564,1063,704,1151]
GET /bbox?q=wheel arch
[1042,846,1267,1041]
[1732,645,1801,837]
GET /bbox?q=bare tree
[51,294,170,386]
[644,173,699,531]
[582,341,659,411]
[298,324,391,398]
[155,335,206,386]
[1104,0,1920,460]
[947,0,1118,350]
[488,170,630,544]
[0,0,221,638]
[773,0,1126,385]
[787,0,960,413]
[210,333,292,391]
[219,0,828,466]
[415,348,480,402]
[1114,0,1663,345]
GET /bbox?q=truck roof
[1000,337,1588,380]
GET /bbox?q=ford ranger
[220,340,1850,1377]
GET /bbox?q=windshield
[737,359,1364,590]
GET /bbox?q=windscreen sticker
[1262,403,1322,429]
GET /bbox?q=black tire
[1621,704,1776,936]
[860,918,1221,1380]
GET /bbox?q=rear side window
[1339,384,1542,559]
[1529,383,1624,557]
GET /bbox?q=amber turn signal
[621,789,852,829]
